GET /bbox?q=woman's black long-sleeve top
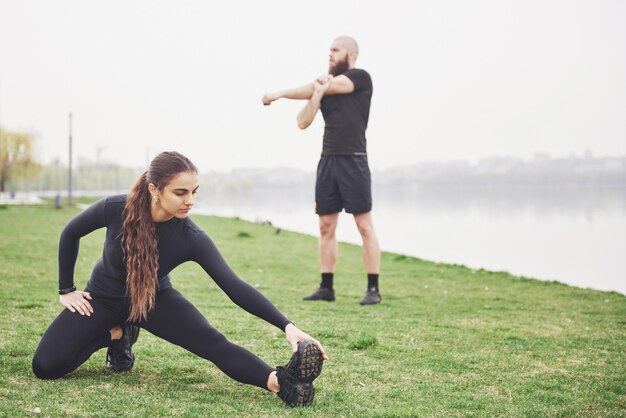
[58,195,291,330]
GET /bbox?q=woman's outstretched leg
[140,288,274,389]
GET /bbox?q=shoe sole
[287,382,315,407]
[288,340,323,383]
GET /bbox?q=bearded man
[262,36,381,305]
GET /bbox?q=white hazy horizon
[1,0,625,172]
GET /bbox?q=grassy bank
[0,202,624,417]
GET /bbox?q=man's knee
[319,215,338,237]
[355,214,376,238]
[357,223,374,238]
[319,224,335,237]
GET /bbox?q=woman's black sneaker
[284,339,323,382]
[276,339,324,407]
[106,324,140,372]
[276,367,315,407]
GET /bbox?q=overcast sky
[1,0,624,172]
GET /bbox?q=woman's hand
[284,323,329,361]
[59,291,93,316]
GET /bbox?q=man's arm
[325,74,355,95]
[262,83,315,106]
[296,74,356,129]
[297,88,324,129]
[261,72,356,106]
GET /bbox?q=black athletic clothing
[315,155,372,215]
[58,195,290,330]
[315,68,374,215]
[34,195,291,386]
[33,288,274,387]
[320,68,372,155]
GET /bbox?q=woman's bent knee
[32,355,64,380]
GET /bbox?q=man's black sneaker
[276,339,324,407]
[106,324,140,372]
[360,289,381,305]
[303,287,335,301]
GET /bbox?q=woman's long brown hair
[122,151,197,322]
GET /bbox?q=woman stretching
[32,151,326,407]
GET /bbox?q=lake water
[193,185,626,295]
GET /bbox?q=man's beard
[329,56,350,76]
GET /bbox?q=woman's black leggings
[32,288,274,389]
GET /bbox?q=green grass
[1,202,625,417]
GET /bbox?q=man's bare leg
[354,211,381,304]
[303,213,339,301]
[319,213,339,272]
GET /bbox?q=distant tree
[0,128,39,193]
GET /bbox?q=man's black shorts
[315,155,372,216]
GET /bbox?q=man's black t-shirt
[320,68,372,155]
